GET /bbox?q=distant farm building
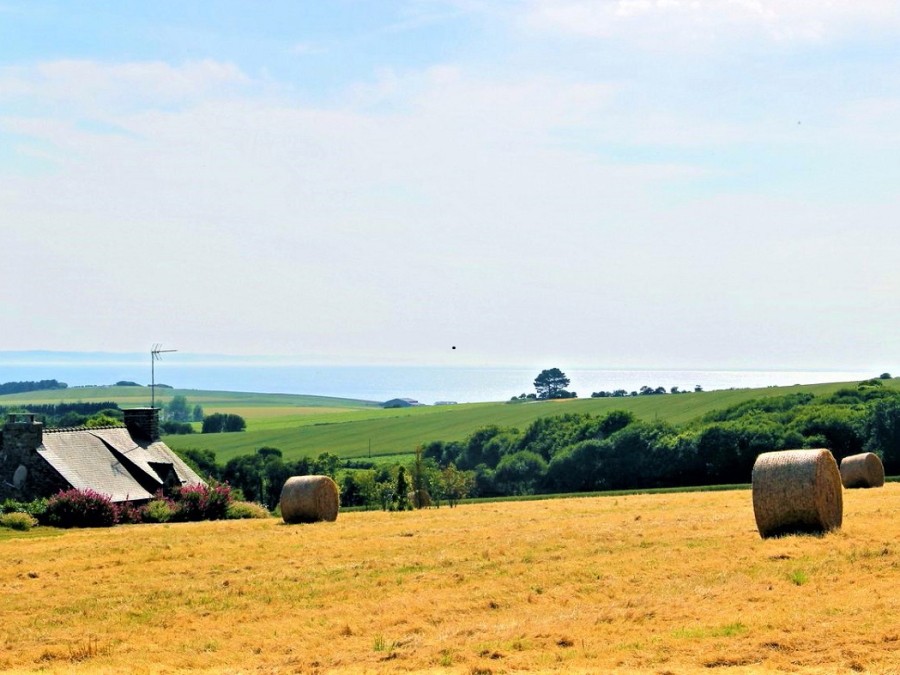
[0,408,204,503]
[381,398,423,409]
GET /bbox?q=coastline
[0,353,878,404]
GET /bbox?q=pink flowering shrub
[171,483,233,521]
[43,488,119,528]
[116,500,145,525]
[38,484,234,528]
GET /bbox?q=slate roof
[90,427,203,488]
[37,426,204,503]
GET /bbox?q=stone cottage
[0,407,204,504]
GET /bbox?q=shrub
[43,489,119,528]
[172,483,233,521]
[0,511,38,531]
[1,498,28,514]
[142,498,175,524]
[0,498,45,517]
[116,501,144,525]
[226,501,271,519]
[25,498,48,519]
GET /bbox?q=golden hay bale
[751,449,842,539]
[280,475,340,524]
[839,452,885,489]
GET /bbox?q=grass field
[2,485,900,673]
[2,378,896,465]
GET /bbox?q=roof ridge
[46,424,126,434]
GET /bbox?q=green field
[1,377,893,465]
[0,386,378,410]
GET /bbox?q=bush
[0,498,46,517]
[1,498,29,514]
[172,483,233,521]
[25,498,48,519]
[0,511,38,531]
[226,501,271,519]
[116,501,144,525]
[43,489,119,528]
[161,421,195,435]
[142,498,175,523]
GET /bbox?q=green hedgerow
[0,511,38,531]
[226,501,272,519]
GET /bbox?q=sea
[0,353,878,404]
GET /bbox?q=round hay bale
[751,449,842,539]
[280,475,340,524]
[840,452,885,489]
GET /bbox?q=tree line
[422,379,900,496]
[173,379,900,509]
[0,379,68,395]
[177,445,475,512]
[0,402,122,428]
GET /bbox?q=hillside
[1,378,893,464]
[0,385,378,410]
[165,378,899,462]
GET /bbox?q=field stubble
[2,487,900,673]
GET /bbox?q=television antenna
[150,344,177,409]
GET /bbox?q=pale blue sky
[1,1,899,371]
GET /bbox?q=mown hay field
[3,486,900,673]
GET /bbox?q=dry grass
[3,487,900,673]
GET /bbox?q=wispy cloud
[2,0,899,368]
[0,59,251,116]
[522,0,900,44]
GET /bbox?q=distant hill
[2,378,891,467]
[0,379,68,395]
[0,385,380,410]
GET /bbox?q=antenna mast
[150,344,177,409]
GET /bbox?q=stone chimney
[1,413,43,462]
[0,413,46,500]
[124,408,160,441]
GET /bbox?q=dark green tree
[222,447,288,509]
[864,398,900,473]
[409,446,428,508]
[202,413,247,433]
[177,448,221,480]
[166,395,191,422]
[313,452,340,478]
[533,368,571,400]
[494,450,547,495]
[395,466,410,511]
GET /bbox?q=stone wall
[0,413,68,502]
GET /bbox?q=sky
[1,0,899,371]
